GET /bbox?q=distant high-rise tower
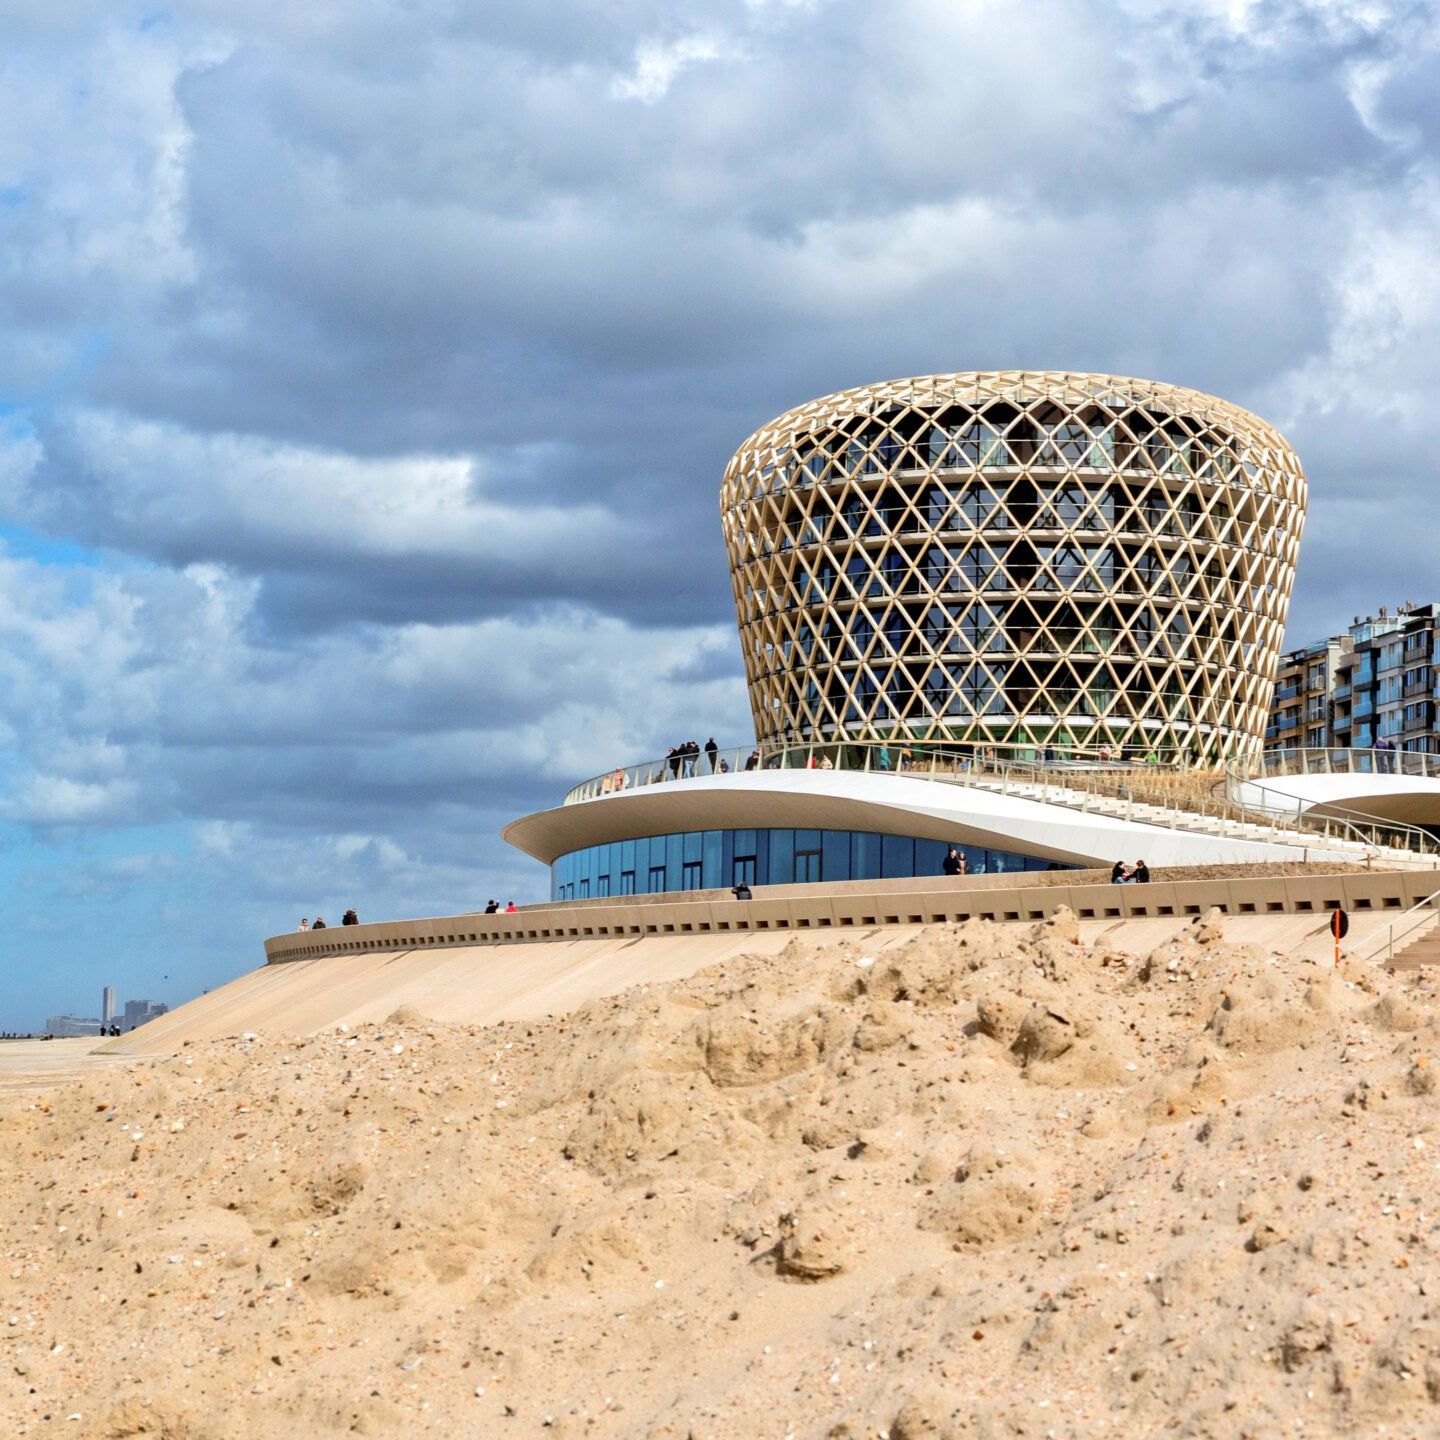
[101,986,117,1026]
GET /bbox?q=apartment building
[1266,603,1438,756]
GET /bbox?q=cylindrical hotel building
[721,372,1306,764]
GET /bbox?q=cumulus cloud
[611,32,733,102]
[1,0,1439,1024]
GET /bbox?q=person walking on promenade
[745,749,760,771]
[504,900,518,913]
[666,746,681,779]
[1133,859,1151,884]
[943,846,967,877]
[483,900,499,914]
[342,908,358,926]
[704,737,719,772]
[298,917,310,931]
[312,915,328,928]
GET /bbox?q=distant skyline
[2,0,1439,1029]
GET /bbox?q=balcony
[1404,678,1431,700]
[1274,683,1300,700]
[1332,683,1351,702]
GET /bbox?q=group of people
[1110,860,1151,884]
[665,738,722,777]
[296,909,360,931]
[600,738,750,794]
[483,900,519,914]
[943,846,969,876]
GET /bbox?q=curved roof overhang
[502,771,1310,871]
[1234,774,1440,828]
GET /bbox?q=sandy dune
[103,902,1382,1058]
[5,906,1440,1438]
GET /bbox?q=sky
[0,0,1437,1030]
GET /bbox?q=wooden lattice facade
[721,371,1306,763]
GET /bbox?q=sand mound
[4,916,1440,1438]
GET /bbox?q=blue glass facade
[551,827,1067,901]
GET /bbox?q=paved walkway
[0,1037,136,1095]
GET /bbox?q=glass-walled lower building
[551,826,1068,901]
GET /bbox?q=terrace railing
[562,741,1440,862]
[562,740,1191,805]
[1247,747,1440,781]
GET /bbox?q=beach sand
[3,907,1439,1438]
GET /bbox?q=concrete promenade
[263,864,1437,964]
[0,1036,136,1094]
[91,866,1435,1058]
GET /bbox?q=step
[1385,931,1440,970]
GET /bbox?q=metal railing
[562,741,1438,862]
[1344,885,1440,966]
[1221,768,1440,862]
[563,740,1197,806]
[1247,747,1440,781]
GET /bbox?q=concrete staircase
[1384,921,1440,971]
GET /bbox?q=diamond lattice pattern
[720,371,1306,763]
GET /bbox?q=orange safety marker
[1331,907,1350,967]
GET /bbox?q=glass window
[924,485,952,528]
[768,829,794,886]
[959,484,999,526]
[851,831,882,879]
[959,420,1005,466]
[959,551,994,589]
[1041,483,1089,525]
[880,549,906,593]
[703,830,723,889]
[555,828,1072,899]
[846,554,877,599]
[960,605,1003,651]
[881,835,914,877]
